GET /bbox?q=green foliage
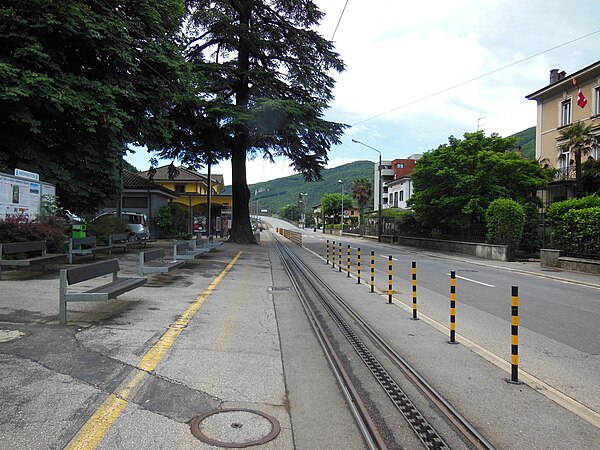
[409,131,549,233]
[551,208,600,254]
[351,177,373,212]
[152,204,188,238]
[278,204,298,221]
[510,126,536,159]
[520,202,541,251]
[227,160,373,215]
[87,215,128,244]
[485,199,525,250]
[582,159,600,195]
[381,208,412,221]
[0,0,192,213]
[558,122,600,198]
[321,193,353,223]
[546,195,600,252]
[0,214,68,253]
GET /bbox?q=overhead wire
[351,28,600,127]
[331,0,349,41]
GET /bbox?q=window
[595,87,600,115]
[123,197,147,208]
[396,163,404,169]
[174,184,185,193]
[399,191,404,202]
[561,99,572,126]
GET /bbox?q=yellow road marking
[66,251,243,450]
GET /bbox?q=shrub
[485,198,525,250]
[153,204,188,238]
[546,195,600,230]
[520,202,541,252]
[0,214,68,252]
[87,215,129,244]
[551,207,600,254]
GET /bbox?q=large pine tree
[177,0,346,243]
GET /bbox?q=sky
[125,0,600,185]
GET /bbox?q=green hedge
[0,215,68,253]
[485,198,524,250]
[547,196,600,254]
[551,207,600,254]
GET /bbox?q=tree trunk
[228,3,256,244]
[575,149,584,198]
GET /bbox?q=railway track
[275,237,494,450]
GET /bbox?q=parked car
[94,211,149,239]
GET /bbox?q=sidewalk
[0,231,599,449]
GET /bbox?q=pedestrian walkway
[0,231,599,449]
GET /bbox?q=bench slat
[143,248,165,262]
[86,277,147,298]
[2,240,46,255]
[66,259,120,285]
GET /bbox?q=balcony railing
[554,167,576,181]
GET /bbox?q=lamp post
[352,139,382,243]
[338,180,344,234]
[299,193,308,228]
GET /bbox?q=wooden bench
[173,242,209,261]
[59,259,147,324]
[68,236,112,264]
[138,248,184,276]
[0,240,66,280]
[109,233,140,253]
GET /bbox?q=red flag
[577,90,587,108]
[573,77,587,108]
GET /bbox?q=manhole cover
[0,330,25,343]
[191,409,280,448]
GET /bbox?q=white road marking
[380,255,399,261]
[447,273,495,288]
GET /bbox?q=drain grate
[190,409,280,448]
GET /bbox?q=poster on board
[0,171,53,220]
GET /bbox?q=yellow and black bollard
[370,251,375,293]
[338,242,342,272]
[332,241,335,269]
[509,285,522,384]
[411,261,418,320]
[326,239,330,265]
[347,245,351,277]
[388,255,393,304]
[357,248,361,284]
[449,271,457,344]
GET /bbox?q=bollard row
[323,241,522,387]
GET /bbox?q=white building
[386,176,413,209]
[374,160,395,210]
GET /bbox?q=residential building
[526,60,600,203]
[386,176,413,209]
[137,165,232,234]
[375,154,421,210]
[98,171,179,238]
[374,160,395,210]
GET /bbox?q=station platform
[0,228,598,449]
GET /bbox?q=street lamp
[351,139,382,243]
[299,192,308,228]
[338,180,344,234]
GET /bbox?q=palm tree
[558,121,599,198]
[351,178,373,227]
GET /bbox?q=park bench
[0,240,66,280]
[108,233,140,253]
[59,259,146,324]
[173,242,209,261]
[138,248,184,276]
[196,235,223,251]
[68,236,112,264]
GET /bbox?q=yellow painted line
[66,251,243,450]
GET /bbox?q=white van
[94,212,149,238]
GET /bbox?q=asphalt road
[266,218,600,416]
